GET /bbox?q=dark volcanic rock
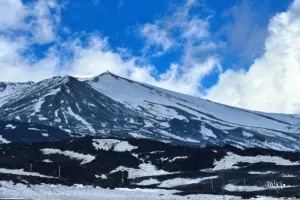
[1,137,300,198]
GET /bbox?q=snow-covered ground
[0,181,292,200]
[225,183,297,192]
[0,181,278,200]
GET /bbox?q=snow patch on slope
[169,156,188,162]
[0,168,54,178]
[41,148,95,165]
[31,88,61,116]
[137,178,161,186]
[0,135,10,144]
[248,171,276,175]
[225,183,296,192]
[67,107,96,134]
[92,139,137,152]
[201,123,217,139]
[212,153,300,170]
[5,124,16,129]
[110,163,174,178]
[159,176,218,188]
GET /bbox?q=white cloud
[61,33,218,95]
[0,0,28,30]
[0,0,62,82]
[67,34,151,78]
[136,0,220,95]
[157,57,219,94]
[44,30,216,96]
[139,0,212,57]
[30,0,61,44]
[0,35,59,82]
[182,18,209,40]
[0,0,61,43]
[206,0,300,114]
[140,24,175,56]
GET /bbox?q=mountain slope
[88,72,300,133]
[0,82,32,97]
[0,76,146,136]
[0,82,32,106]
[0,120,70,144]
[86,72,300,151]
[0,72,300,151]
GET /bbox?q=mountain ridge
[0,72,300,151]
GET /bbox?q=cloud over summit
[1,0,300,114]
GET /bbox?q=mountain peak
[103,70,113,75]
[0,81,33,99]
[99,71,119,77]
[91,71,122,82]
[40,75,79,86]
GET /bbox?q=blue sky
[1,0,300,114]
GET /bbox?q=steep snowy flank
[88,72,300,133]
[0,82,32,106]
[86,72,300,151]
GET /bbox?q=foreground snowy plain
[0,181,288,200]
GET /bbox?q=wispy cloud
[118,0,124,9]
[140,23,175,56]
[218,0,269,63]
[137,0,220,94]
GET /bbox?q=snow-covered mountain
[1,72,300,151]
[0,76,145,136]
